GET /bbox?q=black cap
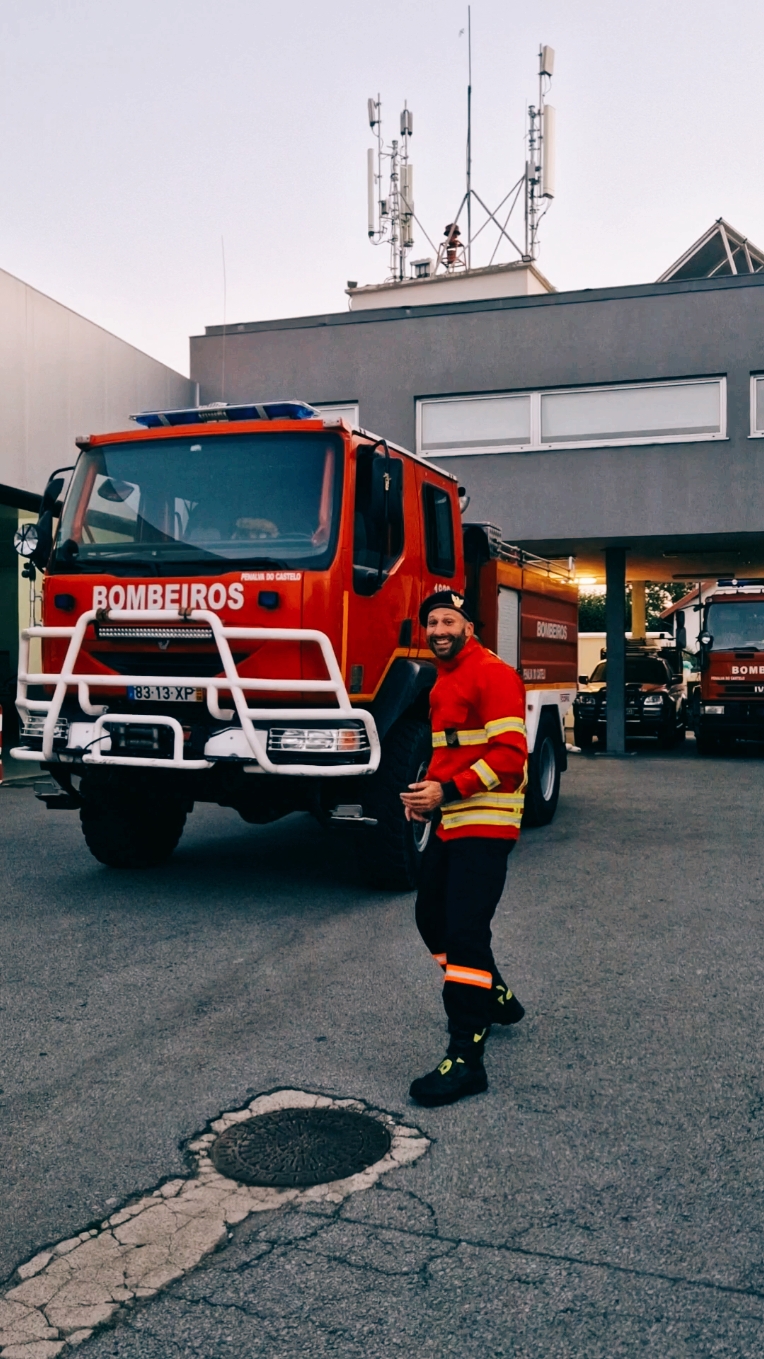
[419,590,473,628]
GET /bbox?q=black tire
[80,793,187,868]
[362,717,433,890]
[573,721,594,750]
[657,708,678,749]
[694,729,721,756]
[523,712,562,827]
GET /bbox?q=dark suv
[573,652,688,749]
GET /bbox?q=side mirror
[698,632,712,672]
[14,469,71,569]
[578,674,589,685]
[41,476,65,513]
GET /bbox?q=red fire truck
[13,402,577,887]
[691,584,764,753]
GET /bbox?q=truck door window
[352,447,404,595]
[422,483,455,576]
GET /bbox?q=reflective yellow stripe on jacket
[440,761,529,832]
[485,716,527,739]
[431,728,488,747]
[471,758,501,790]
[431,717,527,748]
[440,790,525,832]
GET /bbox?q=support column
[605,548,626,754]
[631,581,646,641]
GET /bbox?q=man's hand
[400,780,445,822]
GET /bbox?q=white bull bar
[13,608,380,776]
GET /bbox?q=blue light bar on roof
[130,400,320,428]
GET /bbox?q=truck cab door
[344,445,414,702]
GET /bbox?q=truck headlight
[575,693,596,706]
[267,727,369,753]
[643,695,663,706]
[22,715,69,741]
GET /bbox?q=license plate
[127,685,204,703]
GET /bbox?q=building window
[417,377,726,457]
[422,483,455,576]
[314,402,359,427]
[540,380,722,444]
[750,376,764,436]
[420,394,531,454]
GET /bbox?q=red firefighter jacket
[425,636,528,841]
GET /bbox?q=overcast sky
[0,0,761,376]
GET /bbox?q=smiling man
[401,591,528,1107]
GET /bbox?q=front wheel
[695,729,732,756]
[657,708,678,749]
[362,717,433,890]
[573,721,594,750]
[523,713,562,827]
[80,789,187,868]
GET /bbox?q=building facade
[190,244,764,752]
[191,271,764,585]
[0,266,194,776]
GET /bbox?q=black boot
[409,1033,488,1107]
[490,982,525,1026]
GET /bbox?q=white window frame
[417,377,727,458]
[749,375,764,437]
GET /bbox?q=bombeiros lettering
[93,582,245,612]
[536,620,568,640]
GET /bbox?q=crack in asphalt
[154,1192,764,1320]
[0,1091,429,1357]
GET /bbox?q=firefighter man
[400,591,527,1107]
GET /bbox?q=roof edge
[195,271,764,341]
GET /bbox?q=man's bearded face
[425,608,473,660]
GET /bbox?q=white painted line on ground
[0,1088,429,1357]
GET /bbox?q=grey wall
[190,274,764,551]
[0,267,195,753]
[0,267,195,496]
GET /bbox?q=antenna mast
[367,95,414,282]
[466,6,472,269]
[525,45,556,261]
[363,32,556,283]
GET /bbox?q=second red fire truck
[692,583,764,753]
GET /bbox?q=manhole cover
[210,1106,392,1187]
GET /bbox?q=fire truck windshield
[705,601,764,650]
[54,433,343,572]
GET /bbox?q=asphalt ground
[2,738,764,1356]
